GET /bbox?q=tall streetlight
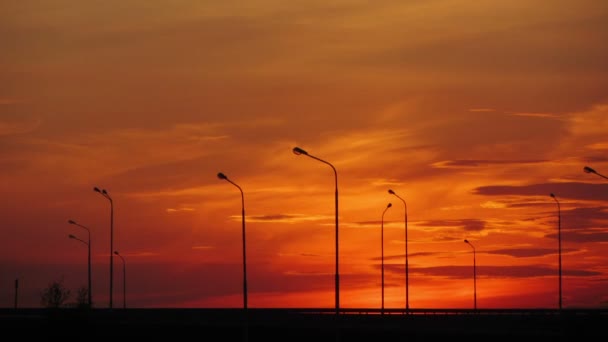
[94,187,113,308]
[381,203,392,315]
[114,251,126,309]
[68,220,92,307]
[217,172,248,341]
[464,239,477,310]
[292,147,340,316]
[388,189,408,312]
[584,166,608,180]
[68,234,91,307]
[550,193,562,310]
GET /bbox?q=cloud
[245,214,332,223]
[0,118,41,136]
[166,207,196,213]
[384,264,601,279]
[473,182,608,201]
[510,112,561,119]
[417,219,486,232]
[485,248,565,258]
[432,159,548,169]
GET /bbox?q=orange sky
[1,0,608,309]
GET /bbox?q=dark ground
[1,308,607,340]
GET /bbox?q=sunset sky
[2,0,608,309]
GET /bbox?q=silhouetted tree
[40,278,71,308]
[75,285,90,308]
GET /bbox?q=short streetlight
[464,239,477,310]
[68,220,92,307]
[293,146,340,317]
[584,166,608,180]
[94,187,114,309]
[388,189,409,312]
[14,278,19,309]
[550,193,562,310]
[68,234,91,307]
[381,202,392,315]
[217,172,248,342]
[114,251,126,309]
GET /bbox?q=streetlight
[114,251,126,309]
[68,220,92,307]
[550,193,562,310]
[217,172,248,341]
[388,189,409,312]
[217,172,248,310]
[464,239,477,310]
[94,187,114,309]
[68,234,91,307]
[381,203,392,315]
[584,166,608,180]
[14,278,19,309]
[292,146,340,316]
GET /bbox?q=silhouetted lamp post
[68,233,92,307]
[217,172,248,311]
[388,189,409,312]
[68,220,92,307]
[217,172,248,341]
[381,203,392,315]
[464,239,477,310]
[14,278,19,309]
[114,251,126,309]
[584,166,608,180]
[293,146,340,317]
[550,193,562,310]
[94,187,114,309]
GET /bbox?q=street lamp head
[387,203,392,208]
[114,251,120,255]
[68,219,76,225]
[102,189,108,195]
[93,187,101,193]
[217,172,228,180]
[388,189,395,195]
[464,239,469,243]
[550,193,556,198]
[292,147,307,155]
[69,234,76,239]
[584,166,596,174]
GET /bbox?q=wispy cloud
[432,159,547,169]
[473,182,608,201]
[166,207,196,213]
[0,118,41,136]
[418,219,487,232]
[510,112,561,119]
[469,108,495,112]
[239,213,333,223]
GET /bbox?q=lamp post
[464,239,477,310]
[114,251,126,309]
[68,220,92,307]
[388,189,408,312]
[293,147,340,317]
[584,166,608,180]
[381,203,392,315]
[217,172,248,341]
[550,193,562,310]
[68,233,91,307]
[94,187,114,309]
[14,278,19,309]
